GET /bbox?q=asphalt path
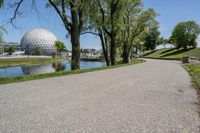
[0,59,199,133]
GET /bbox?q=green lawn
[0,57,65,68]
[183,63,200,91]
[0,59,144,84]
[143,48,200,59]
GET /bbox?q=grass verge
[183,63,200,114]
[183,63,200,90]
[0,59,144,85]
[0,57,65,68]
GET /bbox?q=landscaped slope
[143,48,200,59]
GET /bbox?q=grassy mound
[143,48,200,59]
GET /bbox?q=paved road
[0,59,199,133]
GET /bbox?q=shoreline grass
[0,57,65,68]
[0,59,144,85]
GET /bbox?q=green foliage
[55,41,67,52]
[4,45,16,55]
[81,49,90,54]
[0,0,4,8]
[183,64,200,90]
[33,47,42,55]
[144,20,160,51]
[171,20,200,49]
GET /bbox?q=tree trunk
[110,32,117,65]
[70,3,80,70]
[71,32,80,70]
[123,43,130,63]
[99,31,110,66]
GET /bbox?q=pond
[0,61,106,78]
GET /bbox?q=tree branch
[81,31,99,36]
[9,0,24,27]
[48,0,71,33]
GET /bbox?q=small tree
[5,45,16,55]
[55,41,67,56]
[171,20,200,49]
[33,47,42,55]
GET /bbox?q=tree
[120,0,157,63]
[48,0,90,70]
[55,41,67,55]
[81,1,111,66]
[5,45,16,55]
[157,37,169,48]
[1,0,87,70]
[144,20,160,51]
[33,47,42,55]
[171,20,200,49]
[94,0,124,66]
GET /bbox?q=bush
[33,47,42,55]
[4,45,16,55]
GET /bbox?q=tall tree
[95,0,124,66]
[120,0,157,63]
[171,20,200,49]
[144,20,160,51]
[82,0,111,66]
[48,0,89,70]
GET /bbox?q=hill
[143,48,200,59]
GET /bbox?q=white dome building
[20,28,58,55]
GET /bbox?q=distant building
[81,48,102,57]
[156,43,175,49]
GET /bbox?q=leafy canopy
[171,20,200,49]
[5,45,16,55]
[55,41,67,52]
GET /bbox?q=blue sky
[0,0,200,50]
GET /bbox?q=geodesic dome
[20,28,57,55]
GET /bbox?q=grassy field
[143,48,200,59]
[0,57,65,68]
[0,59,144,84]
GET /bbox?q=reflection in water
[0,61,106,78]
[52,63,66,72]
[22,64,55,75]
